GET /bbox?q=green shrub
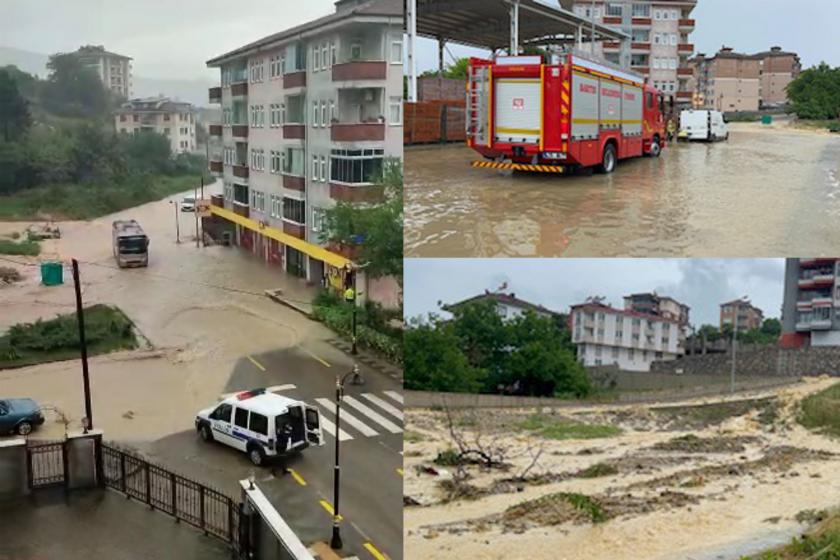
[0,239,40,256]
[434,448,462,466]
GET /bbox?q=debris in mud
[577,462,619,478]
[404,496,421,507]
[0,266,22,284]
[651,398,780,430]
[652,434,760,454]
[795,508,829,524]
[439,478,488,503]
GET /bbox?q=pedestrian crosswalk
[316,391,403,441]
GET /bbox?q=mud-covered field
[404,379,840,560]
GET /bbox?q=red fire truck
[467,52,668,174]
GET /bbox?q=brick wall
[418,76,466,102]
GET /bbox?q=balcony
[677,67,694,77]
[283,124,306,140]
[800,258,837,268]
[231,125,248,139]
[633,67,650,75]
[631,42,651,52]
[209,124,222,136]
[233,165,249,179]
[232,202,249,218]
[331,122,385,142]
[283,221,305,239]
[676,91,693,100]
[678,44,695,54]
[603,41,620,51]
[813,296,833,307]
[796,322,811,332]
[208,87,222,103]
[284,71,306,89]
[209,160,223,173]
[332,61,387,82]
[329,183,385,203]
[632,17,651,26]
[813,319,833,330]
[679,18,696,29]
[283,175,305,192]
[230,82,248,97]
[602,16,621,25]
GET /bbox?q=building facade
[571,301,683,371]
[689,46,800,111]
[720,298,764,333]
[444,292,560,322]
[74,45,133,98]
[114,97,197,154]
[205,0,403,283]
[624,292,690,325]
[566,0,698,105]
[781,258,840,347]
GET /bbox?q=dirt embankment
[405,377,840,560]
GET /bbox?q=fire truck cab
[467,53,667,174]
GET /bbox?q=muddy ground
[404,378,840,560]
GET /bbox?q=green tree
[787,63,840,120]
[420,57,470,79]
[41,52,111,117]
[1,65,39,100]
[0,141,32,194]
[404,317,486,393]
[0,69,31,141]
[319,159,403,281]
[760,318,782,337]
[120,130,172,174]
[25,125,74,185]
[697,324,722,342]
[70,123,125,182]
[448,300,508,372]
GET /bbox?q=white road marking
[266,384,297,393]
[362,393,403,421]
[318,416,353,441]
[383,390,403,404]
[342,396,402,434]
[316,398,379,437]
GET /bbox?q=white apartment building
[445,292,560,321]
[74,45,133,98]
[115,97,197,154]
[206,0,403,282]
[564,0,698,104]
[571,301,683,371]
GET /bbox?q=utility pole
[71,259,93,431]
[194,180,200,248]
[351,270,358,355]
[171,200,181,244]
[331,365,362,550]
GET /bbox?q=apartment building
[690,46,800,111]
[624,292,690,326]
[73,45,133,98]
[571,300,683,371]
[781,259,840,347]
[720,298,764,333]
[205,0,403,283]
[444,291,560,321]
[564,0,698,105]
[114,97,197,154]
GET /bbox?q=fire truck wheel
[649,138,661,157]
[598,144,617,174]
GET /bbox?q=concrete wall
[649,345,840,377]
[0,438,28,500]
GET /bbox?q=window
[612,347,619,359]
[133,114,138,122]
[119,115,126,123]
[330,148,384,184]
[312,101,318,128]
[628,348,635,360]
[283,147,304,176]
[632,29,649,43]
[350,42,362,60]
[321,44,328,70]
[632,3,650,17]
[313,46,320,72]
[631,54,648,67]
[330,42,336,65]
[320,101,327,127]
[389,97,402,125]
[320,156,326,182]
[329,100,336,124]
[283,197,305,224]
[211,403,232,422]
[312,207,326,232]
[313,154,320,181]
[606,3,622,16]
[270,150,281,174]
[234,407,248,429]
[390,40,403,64]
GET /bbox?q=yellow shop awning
[210,204,352,269]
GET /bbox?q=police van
[195,389,324,466]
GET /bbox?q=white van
[679,110,729,142]
[195,389,324,466]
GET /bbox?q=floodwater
[405,121,840,257]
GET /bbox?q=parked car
[181,197,196,212]
[0,398,45,436]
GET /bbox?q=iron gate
[26,440,67,489]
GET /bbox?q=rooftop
[73,44,132,61]
[445,291,562,317]
[206,0,402,67]
[572,301,680,324]
[114,96,195,114]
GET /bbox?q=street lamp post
[169,200,181,244]
[331,364,363,549]
[730,296,747,394]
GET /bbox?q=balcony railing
[678,18,696,28]
[284,71,306,89]
[331,122,385,142]
[232,202,249,218]
[603,16,621,25]
[603,42,620,50]
[283,221,305,239]
[676,91,692,100]
[632,17,651,26]
[677,68,694,76]
[678,44,695,53]
[209,124,222,136]
[283,175,305,191]
[631,42,651,51]
[283,124,306,140]
[332,61,387,82]
[233,165,249,179]
[329,183,384,203]
[231,125,248,139]
[209,160,223,173]
[208,87,222,103]
[231,82,248,97]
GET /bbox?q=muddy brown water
[405,122,840,257]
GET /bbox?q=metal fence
[101,444,243,551]
[26,440,66,489]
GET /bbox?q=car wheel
[248,446,265,466]
[200,424,213,442]
[649,139,661,157]
[598,144,617,174]
[17,422,32,436]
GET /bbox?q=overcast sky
[414,0,839,73]
[0,0,337,79]
[404,259,785,327]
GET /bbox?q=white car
[181,197,196,212]
[678,109,729,142]
[195,389,324,466]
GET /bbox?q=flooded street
[405,121,840,257]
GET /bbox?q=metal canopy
[416,0,628,50]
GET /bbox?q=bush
[6,304,135,353]
[0,238,40,256]
[311,295,403,364]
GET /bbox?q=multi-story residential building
[689,46,800,111]
[205,0,403,283]
[444,291,560,322]
[624,292,690,325]
[755,46,801,107]
[781,259,840,347]
[114,97,197,154]
[571,300,683,371]
[73,45,133,98]
[564,0,698,105]
[720,298,764,333]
